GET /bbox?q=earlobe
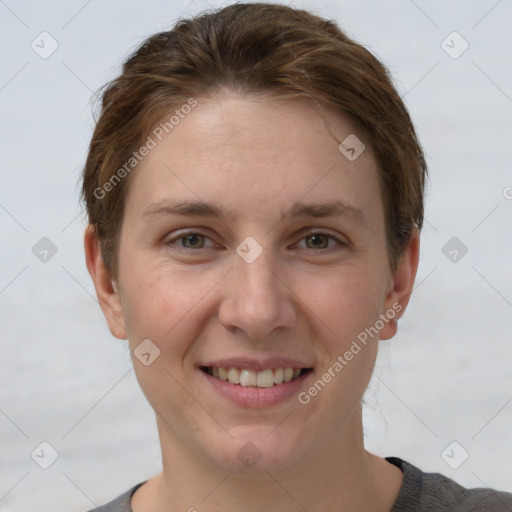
[84,225,128,340]
[379,228,420,341]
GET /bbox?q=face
[91,92,416,474]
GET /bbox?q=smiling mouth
[200,366,313,388]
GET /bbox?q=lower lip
[199,369,313,408]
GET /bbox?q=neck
[132,404,402,512]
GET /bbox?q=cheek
[119,269,206,410]
[294,266,384,348]
[295,272,381,417]
[120,265,220,356]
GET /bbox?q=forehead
[124,93,383,231]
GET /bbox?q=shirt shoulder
[387,456,512,512]
[87,482,145,512]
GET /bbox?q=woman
[82,3,512,510]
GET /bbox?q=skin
[85,91,420,511]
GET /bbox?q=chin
[207,425,310,475]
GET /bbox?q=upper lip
[200,357,313,372]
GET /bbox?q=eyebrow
[142,198,368,227]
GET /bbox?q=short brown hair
[81,2,427,278]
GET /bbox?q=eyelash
[164,230,346,253]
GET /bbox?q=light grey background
[1,0,511,510]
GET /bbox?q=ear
[379,228,420,341]
[84,225,127,339]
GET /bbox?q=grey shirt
[89,456,512,511]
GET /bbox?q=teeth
[256,369,274,388]
[227,367,240,384]
[283,368,294,382]
[207,367,307,388]
[239,369,256,387]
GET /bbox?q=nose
[218,245,297,340]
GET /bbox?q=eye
[295,232,345,252]
[165,232,217,250]
[164,230,345,253]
